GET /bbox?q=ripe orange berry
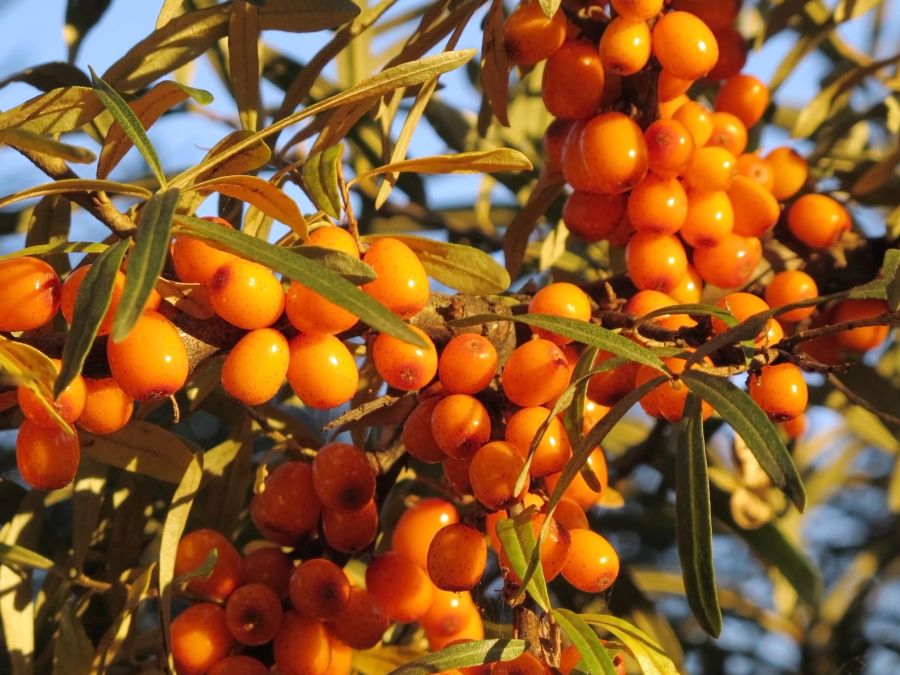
[693,232,761,288]
[16,420,79,490]
[240,545,293,599]
[551,497,590,532]
[273,612,332,675]
[658,70,694,102]
[326,586,390,650]
[60,265,125,336]
[672,100,714,147]
[612,0,664,20]
[208,259,284,330]
[542,40,605,120]
[644,118,695,178]
[174,528,242,601]
[764,270,818,323]
[503,0,567,67]
[626,232,688,293]
[562,190,627,241]
[392,498,459,570]
[683,146,737,192]
[711,292,772,340]
[362,238,429,319]
[627,174,688,234]
[716,73,770,128]
[635,355,712,422]
[402,396,447,463]
[170,603,233,675]
[17,361,85,429]
[285,281,358,335]
[322,498,379,553]
[580,112,649,194]
[588,351,639,406]
[470,440,526,510]
[107,310,188,401]
[287,333,359,409]
[505,406,572,477]
[728,175,780,238]
[670,264,703,304]
[372,325,438,391]
[652,11,719,80]
[77,377,134,435]
[680,189,734,248]
[705,26,747,81]
[208,655,269,675]
[427,523,487,592]
[787,194,851,249]
[438,333,498,394]
[430,393,492,460]
[599,17,651,76]
[501,338,572,407]
[324,637,353,675]
[707,111,748,156]
[493,652,552,675]
[221,328,289,406]
[561,528,620,593]
[290,558,351,620]
[312,442,375,512]
[367,551,434,622]
[0,256,60,332]
[658,93,690,119]
[528,282,592,344]
[421,589,480,645]
[671,0,740,31]
[545,448,608,509]
[736,153,775,191]
[748,363,808,421]
[498,512,571,583]
[171,216,237,285]
[625,289,695,331]
[308,225,359,257]
[225,582,283,645]
[766,147,808,201]
[251,462,322,544]
[781,413,807,439]
[832,299,891,352]
[444,456,474,495]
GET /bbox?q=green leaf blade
[388,639,526,675]
[302,144,344,220]
[552,608,618,675]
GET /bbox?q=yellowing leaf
[361,148,533,179]
[79,421,194,483]
[0,86,103,135]
[229,0,261,131]
[0,179,152,211]
[301,144,344,220]
[480,0,510,127]
[0,128,95,163]
[256,0,361,33]
[0,337,74,434]
[193,129,272,183]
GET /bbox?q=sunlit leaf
[496,513,551,611]
[80,422,193,483]
[388,639,526,674]
[552,609,618,675]
[229,0,261,131]
[581,614,679,675]
[0,542,53,570]
[0,128,95,163]
[301,144,344,220]
[0,86,102,135]
[0,241,108,261]
[362,148,533,179]
[0,179,152,211]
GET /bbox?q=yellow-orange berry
[312,442,375,512]
[707,111,748,156]
[781,413,807,439]
[626,232,688,293]
[728,175,780,238]
[308,225,359,257]
[17,361,86,429]
[635,355,712,422]
[503,0,567,67]
[290,558,351,620]
[562,191,627,241]
[175,528,243,601]
[421,589,479,643]
[766,147,808,201]
[528,282,592,344]
[273,612,332,675]
[658,70,694,102]
[716,73,770,128]
[430,393,492,460]
[680,189,734,248]
[438,334,498,394]
[542,40,605,120]
[580,112,649,194]
[671,0,740,31]
[672,100,714,147]
[736,152,775,191]
[427,523,487,591]
[171,603,233,675]
[627,173,688,234]
[469,440,526,510]
[625,289,695,331]
[322,498,379,554]
[658,93,690,119]
[77,377,134,435]
[171,216,238,285]
[764,270,818,323]
[492,652,551,675]
[16,420,79,490]
[612,0,664,20]
[670,265,703,304]
[208,259,284,330]
[221,328,289,406]
[443,456,473,495]
[545,448,608,510]
[372,325,437,391]
[251,461,322,544]
[402,396,447,463]
[645,118,696,178]
[748,363,808,421]
[683,146,737,192]
[561,528,620,593]
[505,406,572,477]
[286,281,358,335]
[501,338,572,407]
[599,17,651,76]
[551,497,590,532]
[225,582,283,645]
[587,352,639,407]
[60,265,125,336]
[240,546,293,599]
[0,256,60,332]
[287,333,359,409]
[498,512,571,583]
[832,299,891,352]
[362,238,429,319]
[367,551,434,622]
[652,11,719,80]
[326,587,390,650]
[693,232,761,288]
[392,498,459,570]
[324,636,353,675]
[208,656,269,675]
[711,292,772,340]
[787,194,851,249]
[107,310,189,401]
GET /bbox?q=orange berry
[444,456,473,495]
[107,310,188,401]
[170,603,233,675]
[705,26,747,82]
[225,582,283,645]
[287,333,359,409]
[692,232,761,288]
[716,73,770,128]
[679,189,734,248]
[542,40,605,119]
[240,546,292,599]
[76,377,133,435]
[0,256,60,332]
[683,146,737,192]
[728,175,780,238]
[587,351,639,406]
[832,299,891,352]
[736,153,775,191]
[438,333,498,394]
[545,448,608,510]
[652,11,719,80]
[362,238,429,319]
[273,612,332,675]
[427,523,487,591]
[322,498,379,554]
[670,265,703,304]
[707,111,748,155]
[748,363,808,421]
[60,265,125,336]
[764,270,818,323]
[372,325,438,392]
[543,119,572,171]
[611,0,664,20]
[17,361,85,428]
[562,190,627,241]
[671,0,741,31]
[580,112,649,194]
[174,528,242,601]
[469,440,526,510]
[658,70,694,102]
[599,17,651,76]
[430,394,492,460]
[290,558,351,620]
[311,442,375,512]
[636,355,711,422]
[403,396,447,463]
[208,259,284,330]
[285,281,358,335]
[326,586,390,650]
[627,173,688,234]
[324,637,353,675]
[15,420,79,490]
[658,93,690,119]
[766,147,808,201]
[367,551,434,622]
[208,656,269,675]
[781,413,807,439]
[625,290,695,331]
[308,225,359,258]
[787,194,851,249]
[498,512,571,583]
[501,338,572,407]
[493,652,552,675]
[505,406,572,477]
[645,118,695,178]
[251,462,322,544]
[711,292,772,339]
[221,328,289,406]
[421,589,480,644]
[528,282,592,344]
[551,497,590,531]
[503,0,567,66]
[392,498,459,570]
[171,216,237,285]
[561,528,620,593]
[626,232,688,293]
[672,100,714,147]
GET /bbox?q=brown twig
[777,310,900,349]
[826,372,900,427]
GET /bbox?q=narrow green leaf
[685,310,773,368]
[0,241,108,261]
[581,614,679,675]
[112,188,181,342]
[302,144,344,219]
[174,215,426,346]
[89,67,167,188]
[0,179,152,211]
[360,148,533,179]
[676,396,722,637]
[552,609,618,675]
[0,128,96,163]
[55,239,130,396]
[80,421,194,484]
[633,303,737,333]
[496,513,551,611]
[883,248,900,310]
[682,370,806,511]
[388,639,526,674]
[0,542,53,570]
[290,245,376,285]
